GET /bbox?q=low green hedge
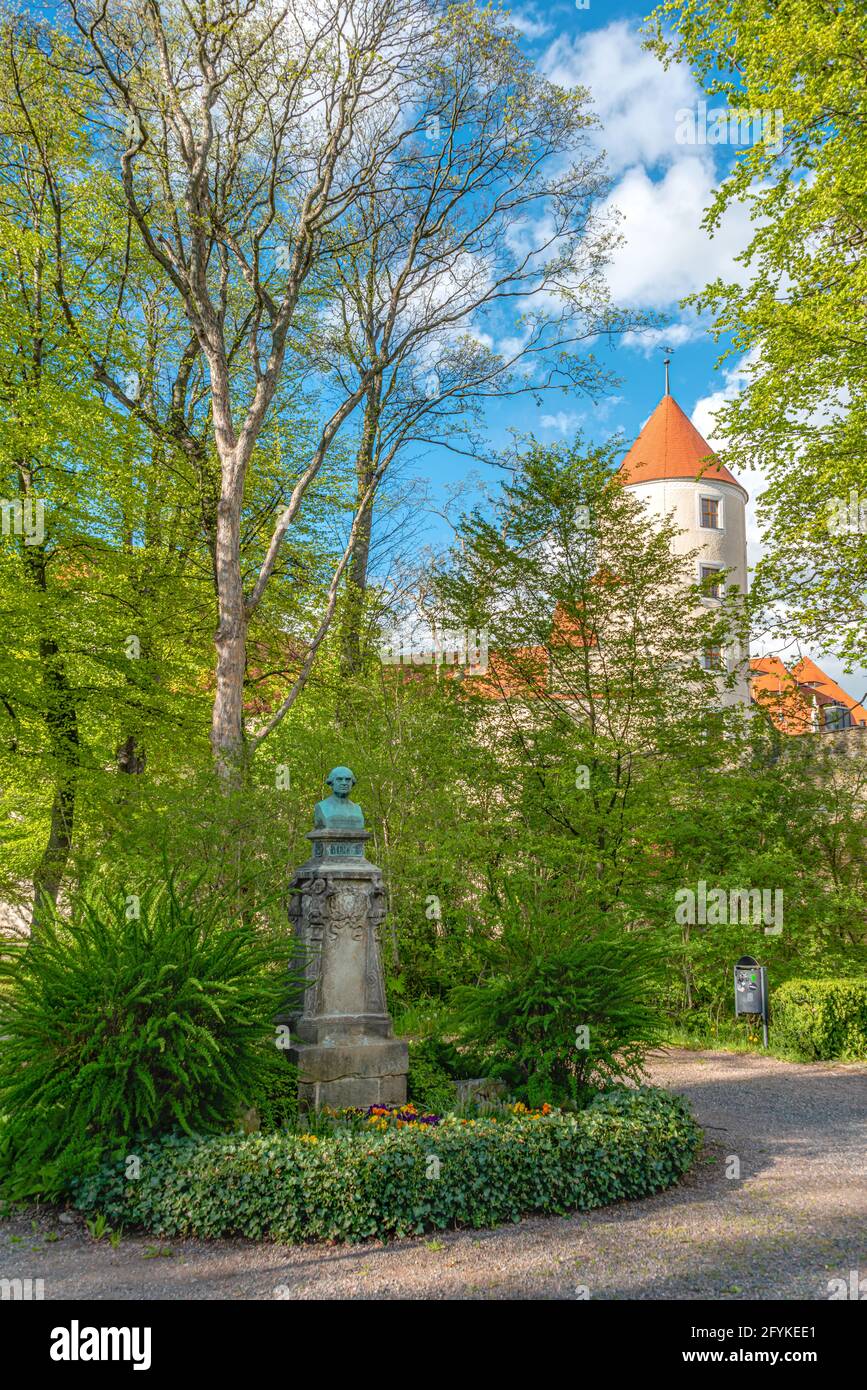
[772,978,867,1061]
[70,1086,700,1243]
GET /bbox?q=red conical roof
[618,394,747,497]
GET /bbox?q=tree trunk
[18,500,80,927]
[116,734,146,775]
[340,492,375,676]
[211,489,248,783]
[340,384,382,677]
[31,636,80,925]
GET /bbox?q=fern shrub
[0,878,300,1198]
[406,1039,484,1112]
[448,906,665,1106]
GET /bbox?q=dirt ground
[2,1049,865,1300]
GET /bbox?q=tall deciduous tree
[304,153,636,674]
[0,17,337,913]
[434,439,750,1004]
[647,0,867,670]
[55,0,635,777]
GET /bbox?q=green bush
[0,877,301,1198]
[406,1039,485,1112]
[406,1043,457,1113]
[245,1046,299,1133]
[448,897,666,1106]
[772,978,867,1060]
[70,1086,700,1243]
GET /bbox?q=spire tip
[661,347,674,397]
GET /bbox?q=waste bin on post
[734,954,769,1048]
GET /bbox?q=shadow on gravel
[3,1052,865,1300]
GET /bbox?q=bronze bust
[313,766,365,829]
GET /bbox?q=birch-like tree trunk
[60,0,639,780]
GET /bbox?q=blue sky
[498,0,744,451]
[403,0,866,701]
[424,0,757,471]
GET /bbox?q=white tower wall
[624,476,751,708]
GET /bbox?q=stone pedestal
[283,827,408,1110]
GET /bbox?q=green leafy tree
[52,0,640,778]
[647,0,867,669]
[0,14,356,914]
[435,437,748,916]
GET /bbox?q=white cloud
[621,317,705,356]
[690,357,753,455]
[542,20,703,174]
[602,159,753,309]
[538,20,757,316]
[540,410,584,434]
[595,394,624,421]
[506,6,554,41]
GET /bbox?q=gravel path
[3,1050,865,1301]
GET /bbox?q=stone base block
[288,1037,408,1111]
[454,1077,507,1105]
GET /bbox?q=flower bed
[70,1086,700,1244]
[330,1103,442,1131]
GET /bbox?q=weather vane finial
[661,346,674,396]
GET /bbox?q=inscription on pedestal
[314,840,364,858]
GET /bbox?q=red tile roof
[618,394,747,498]
[749,655,866,733]
[789,656,867,726]
[463,646,549,699]
[749,656,814,734]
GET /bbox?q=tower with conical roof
[617,375,751,707]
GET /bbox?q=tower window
[700,496,720,529]
[703,645,725,671]
[700,564,724,599]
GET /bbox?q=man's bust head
[313,766,365,828]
